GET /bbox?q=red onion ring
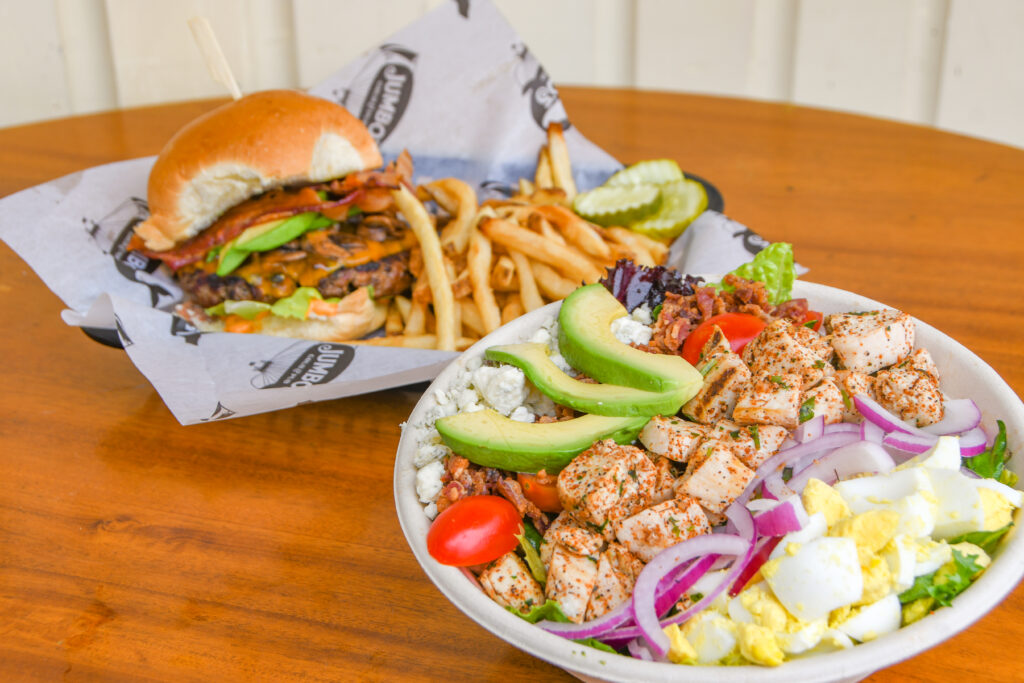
[787,440,895,492]
[920,398,982,435]
[793,415,825,443]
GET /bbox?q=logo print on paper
[84,197,179,309]
[336,44,417,145]
[170,316,202,346]
[202,402,237,421]
[513,44,571,133]
[733,228,771,257]
[249,342,355,389]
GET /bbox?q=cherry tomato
[517,472,563,513]
[427,495,522,566]
[681,313,767,365]
[801,309,824,333]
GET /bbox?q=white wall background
[1,0,1022,149]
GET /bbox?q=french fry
[480,217,601,284]
[468,228,502,334]
[385,299,404,335]
[535,147,554,188]
[427,178,478,254]
[518,177,535,196]
[348,334,477,351]
[393,295,412,323]
[405,298,427,335]
[527,187,568,207]
[392,185,456,351]
[531,260,578,300]
[508,250,544,312]
[491,255,517,291]
[546,122,577,200]
[606,226,669,264]
[459,299,485,337]
[608,241,654,267]
[531,213,566,245]
[501,295,524,325]
[535,204,611,260]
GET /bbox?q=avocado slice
[484,342,691,417]
[558,283,703,394]
[436,409,649,473]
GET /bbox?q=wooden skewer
[188,16,243,100]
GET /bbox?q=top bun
[135,90,382,251]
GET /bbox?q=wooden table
[1,88,1022,682]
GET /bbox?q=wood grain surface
[0,88,1022,682]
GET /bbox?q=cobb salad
[406,245,1020,667]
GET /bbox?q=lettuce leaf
[898,549,985,607]
[722,242,795,305]
[506,599,570,623]
[963,419,1018,485]
[948,524,1013,555]
[270,287,324,320]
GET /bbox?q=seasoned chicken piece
[650,455,678,504]
[479,552,545,614]
[732,371,803,430]
[833,370,876,422]
[681,353,752,424]
[540,511,605,568]
[585,543,644,620]
[546,546,600,623]
[698,325,733,364]
[792,323,835,365]
[675,441,756,513]
[874,367,944,426]
[802,377,845,424]
[614,496,711,562]
[743,318,832,390]
[895,348,940,384]
[709,419,789,470]
[639,416,710,463]
[557,439,658,540]
[828,310,914,374]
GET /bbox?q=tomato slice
[427,495,522,566]
[681,313,767,365]
[517,472,562,513]
[801,310,824,333]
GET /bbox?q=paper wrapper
[0,0,774,425]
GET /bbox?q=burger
[129,89,418,341]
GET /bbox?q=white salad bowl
[394,280,1024,682]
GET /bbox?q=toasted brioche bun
[136,90,381,251]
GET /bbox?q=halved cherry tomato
[427,495,522,566]
[801,309,824,333]
[517,472,562,513]
[681,313,767,365]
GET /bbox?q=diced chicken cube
[650,456,678,504]
[541,511,605,568]
[874,367,944,426]
[709,420,789,470]
[682,353,752,425]
[698,325,733,364]
[802,378,845,424]
[676,442,756,513]
[479,552,546,614]
[546,547,600,623]
[614,496,711,562]
[557,440,658,540]
[585,543,644,620]
[828,310,914,374]
[639,416,710,463]
[743,319,831,390]
[895,348,940,384]
[834,370,875,422]
[732,372,803,430]
[792,323,835,366]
